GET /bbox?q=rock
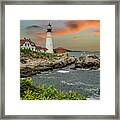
[75,55,100,70]
[20,52,100,77]
[20,58,27,64]
[20,53,76,77]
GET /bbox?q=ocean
[32,51,100,100]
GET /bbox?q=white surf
[57,70,70,73]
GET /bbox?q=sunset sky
[20,20,100,51]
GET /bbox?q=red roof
[54,47,68,53]
[20,39,26,46]
[41,48,48,51]
[54,47,67,50]
[35,46,48,51]
[36,46,42,49]
[20,38,35,46]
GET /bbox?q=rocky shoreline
[73,55,100,70]
[20,52,100,77]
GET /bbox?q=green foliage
[20,48,40,58]
[20,48,58,60]
[21,48,32,54]
[40,52,58,60]
[20,78,86,100]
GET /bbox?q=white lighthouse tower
[46,22,54,53]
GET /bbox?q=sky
[20,20,100,51]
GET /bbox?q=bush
[20,48,32,54]
[20,78,86,100]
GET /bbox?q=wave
[75,68,100,71]
[61,80,94,87]
[75,81,94,87]
[57,70,70,73]
[61,81,75,86]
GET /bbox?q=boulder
[75,55,100,70]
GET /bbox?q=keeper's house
[20,38,36,51]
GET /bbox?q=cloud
[28,20,100,38]
[25,20,100,45]
[72,35,87,41]
[26,31,46,45]
[33,33,46,45]
[26,25,43,30]
[88,29,100,36]
[72,28,100,41]
[72,36,82,40]
[90,31,100,36]
[25,25,46,45]
[37,32,45,38]
[52,20,100,36]
[66,20,100,32]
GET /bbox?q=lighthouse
[46,22,54,53]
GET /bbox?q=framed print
[0,0,119,119]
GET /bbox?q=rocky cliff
[20,52,75,77]
[20,50,100,77]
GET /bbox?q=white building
[20,38,36,51]
[46,22,54,53]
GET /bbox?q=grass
[20,78,86,100]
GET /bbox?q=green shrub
[20,78,86,100]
